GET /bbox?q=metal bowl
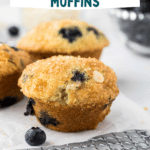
[109,9,150,55]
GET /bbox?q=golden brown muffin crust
[0,44,33,78]
[0,44,21,77]
[17,20,109,54]
[18,56,119,106]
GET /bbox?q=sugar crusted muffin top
[0,44,33,78]
[18,56,119,106]
[17,20,109,54]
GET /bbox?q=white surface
[0,92,150,149]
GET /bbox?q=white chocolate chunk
[93,71,104,83]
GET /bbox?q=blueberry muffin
[17,20,109,60]
[0,44,33,107]
[18,56,119,132]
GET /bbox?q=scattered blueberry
[39,111,60,126]
[24,98,35,116]
[87,27,100,36]
[71,70,86,82]
[59,27,82,43]
[25,127,46,146]
[0,97,18,107]
[8,26,20,37]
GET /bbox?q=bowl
[109,8,150,55]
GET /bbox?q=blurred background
[0,0,150,111]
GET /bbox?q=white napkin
[0,92,150,150]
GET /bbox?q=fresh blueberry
[24,98,35,116]
[59,27,82,43]
[71,70,86,82]
[8,26,20,37]
[25,127,46,146]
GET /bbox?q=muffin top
[18,56,119,106]
[17,20,109,54]
[0,44,33,78]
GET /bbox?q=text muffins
[0,44,33,107]
[17,20,109,60]
[18,56,119,132]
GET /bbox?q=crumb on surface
[141,121,144,124]
[3,132,6,135]
[144,107,148,111]
[34,124,38,126]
